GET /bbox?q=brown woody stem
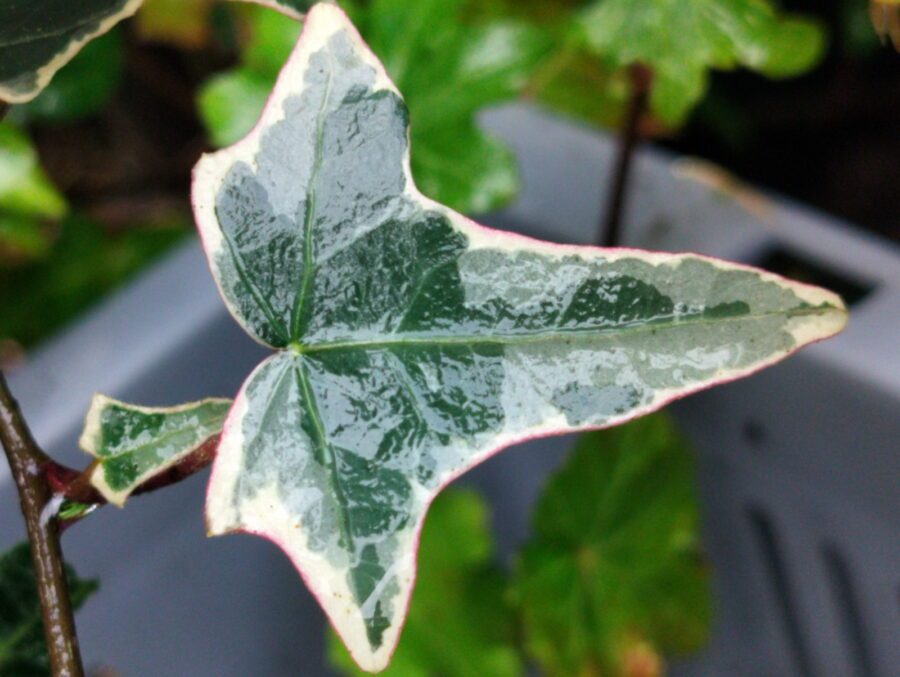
[600,63,653,248]
[0,372,85,677]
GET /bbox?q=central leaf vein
[97,409,223,461]
[293,359,356,556]
[291,48,336,341]
[300,305,828,353]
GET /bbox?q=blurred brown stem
[0,372,85,677]
[600,64,653,248]
[0,102,9,120]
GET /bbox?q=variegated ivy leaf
[0,0,320,104]
[0,0,142,104]
[80,395,231,506]
[191,3,846,672]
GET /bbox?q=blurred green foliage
[0,215,186,349]
[0,543,97,676]
[329,413,711,676]
[577,0,826,126]
[0,122,67,263]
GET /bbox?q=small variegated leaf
[80,395,231,506]
[192,4,846,672]
[0,0,142,104]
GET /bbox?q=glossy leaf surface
[80,395,231,506]
[579,0,826,124]
[328,489,522,676]
[192,4,846,671]
[0,0,141,104]
[198,0,547,214]
[0,543,97,676]
[512,414,710,675]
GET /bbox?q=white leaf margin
[0,0,143,104]
[0,0,312,105]
[192,3,848,672]
[80,394,230,507]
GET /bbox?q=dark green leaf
[11,31,123,124]
[0,0,141,104]
[189,5,844,670]
[512,413,711,675]
[578,0,827,125]
[328,489,522,677]
[0,0,333,104]
[0,543,97,676]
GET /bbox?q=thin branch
[0,372,85,677]
[0,102,9,121]
[599,63,653,248]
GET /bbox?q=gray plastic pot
[1,104,897,676]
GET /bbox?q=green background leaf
[0,122,66,264]
[0,543,97,676]
[578,0,827,125]
[512,414,711,675]
[328,489,522,677]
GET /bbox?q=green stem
[0,372,85,677]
